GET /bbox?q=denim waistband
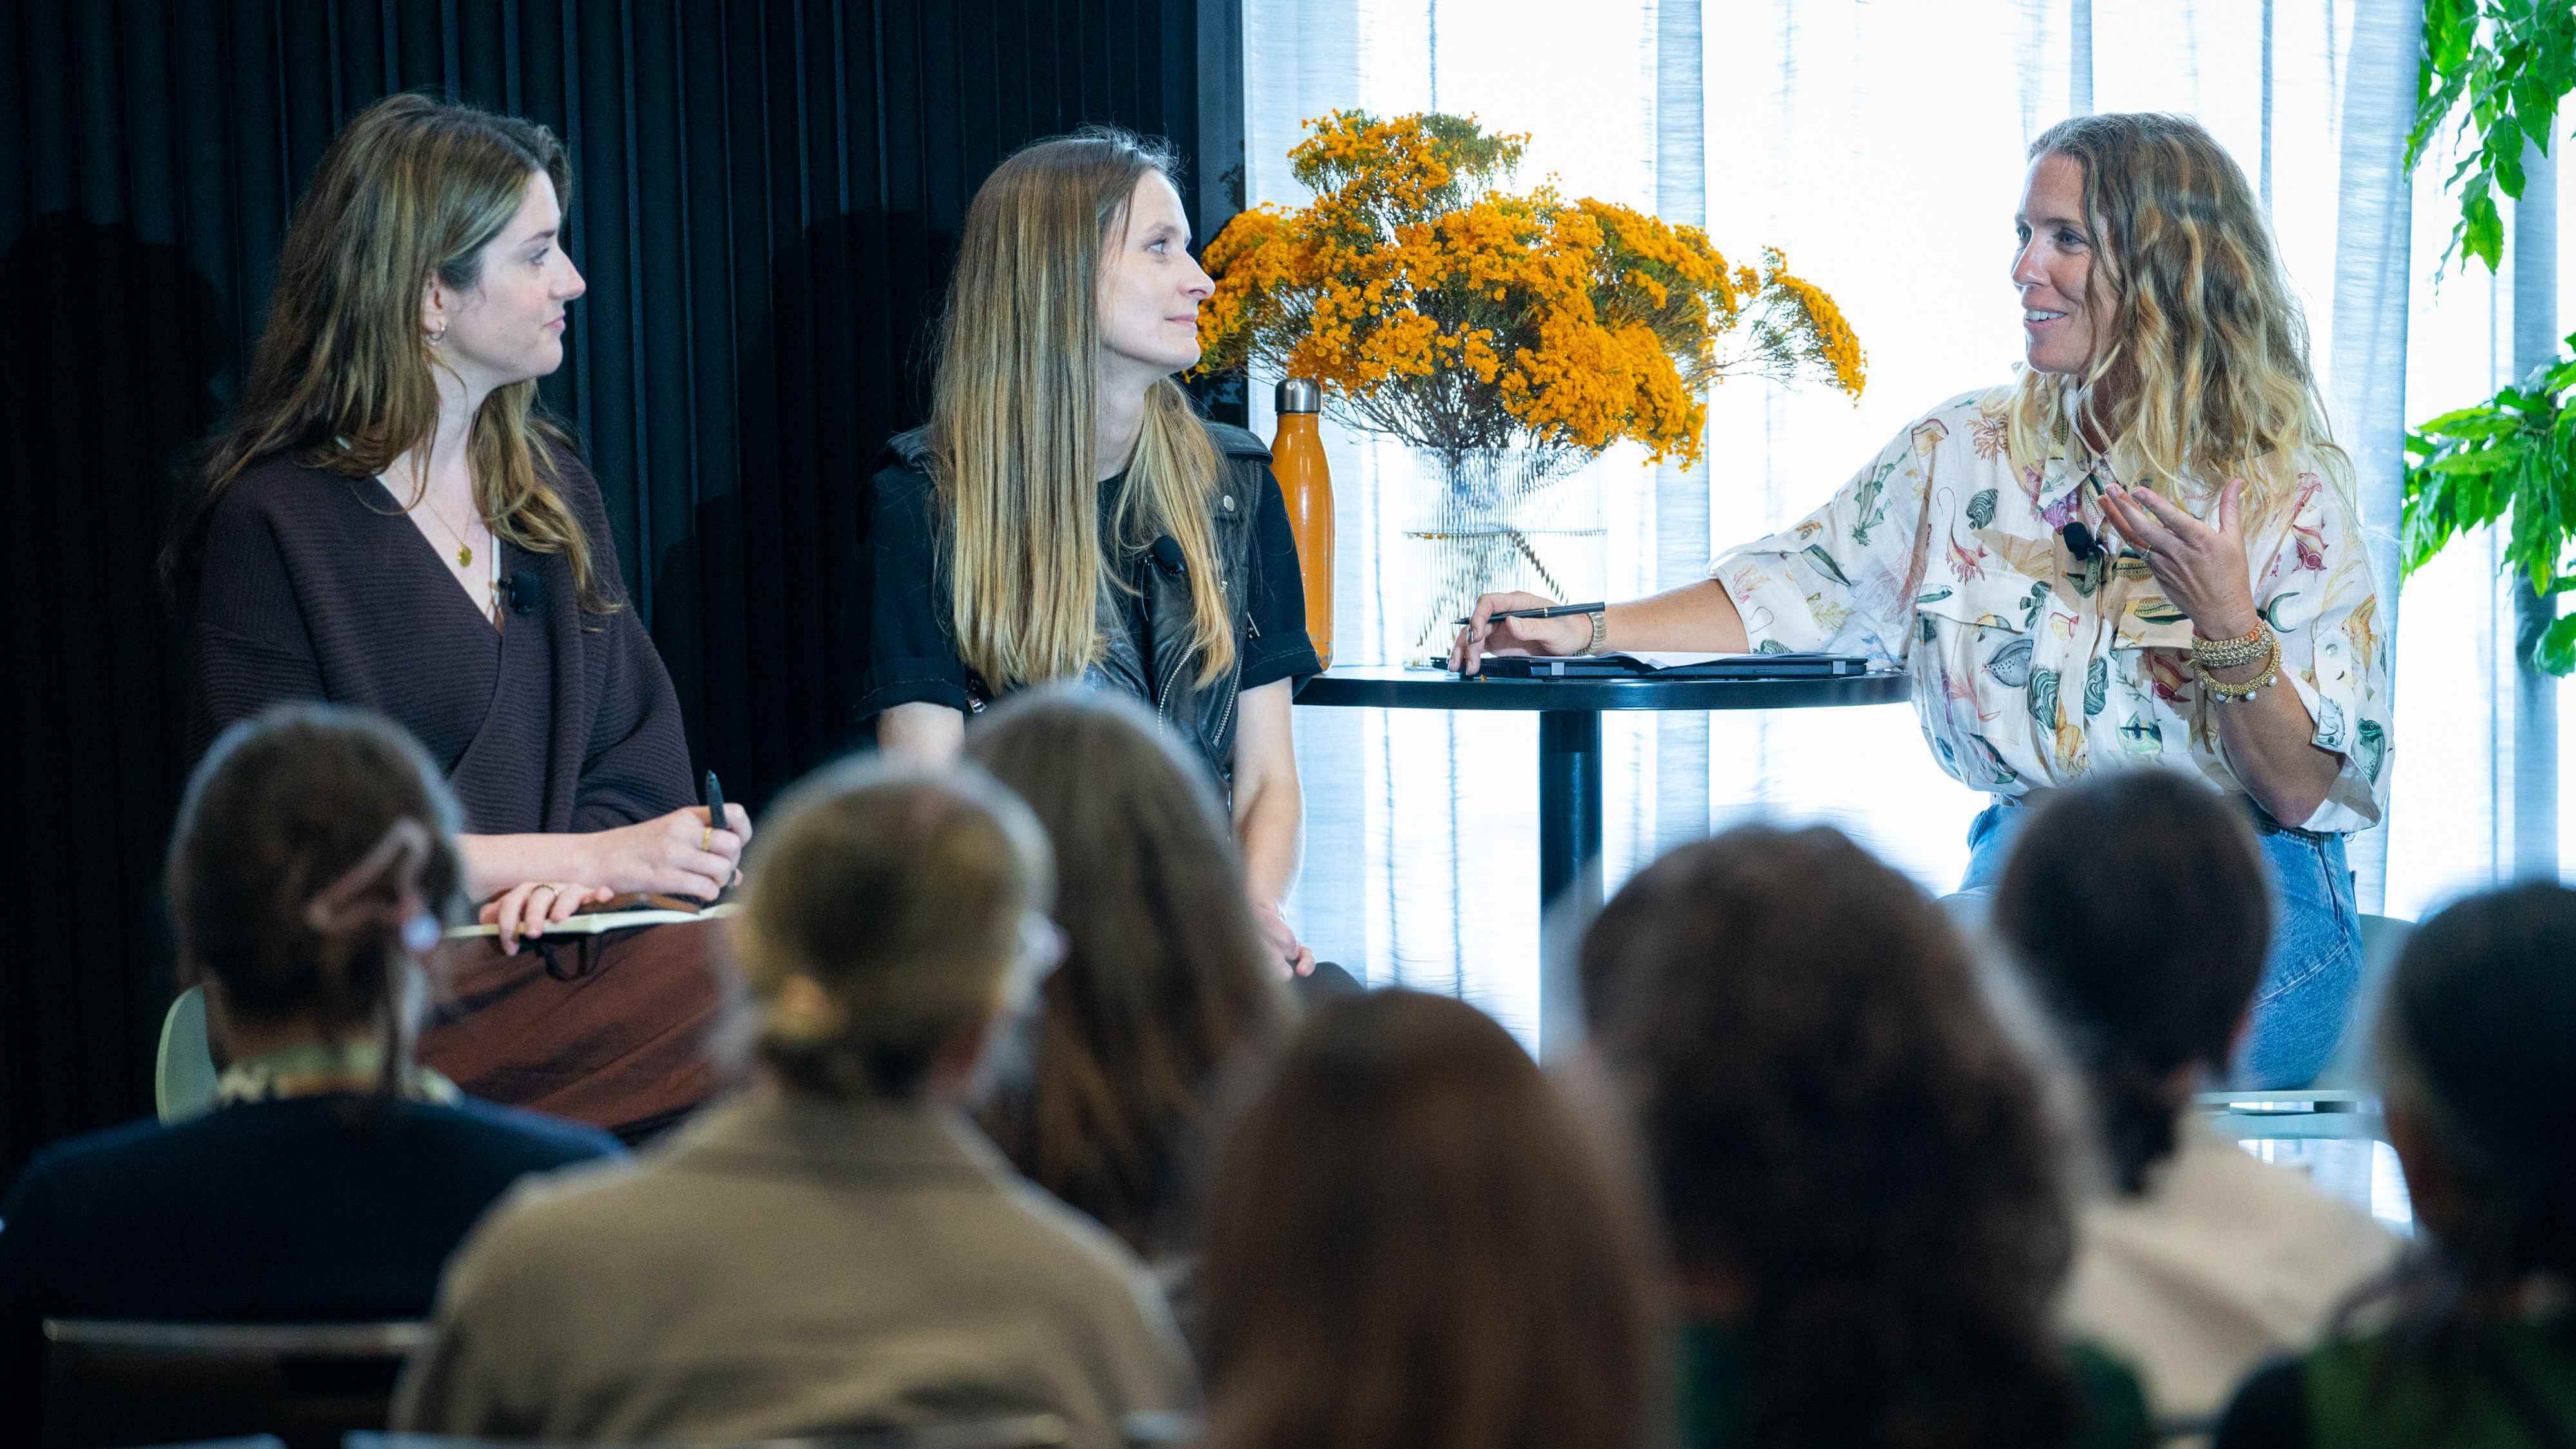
[1993,788,2339,845]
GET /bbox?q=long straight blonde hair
[169,93,614,614]
[2005,113,2353,517]
[928,130,1233,690]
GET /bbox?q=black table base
[1296,665,1911,1055]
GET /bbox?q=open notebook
[444,892,741,940]
[1473,651,1877,679]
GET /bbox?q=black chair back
[40,1318,426,1449]
[348,1416,1074,1448]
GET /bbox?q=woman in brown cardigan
[165,93,746,1140]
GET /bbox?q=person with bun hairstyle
[855,128,1323,978]
[167,93,748,1138]
[0,704,621,1432]
[396,757,1192,1444]
[1994,771,2395,1426]
[1582,823,2153,1449]
[964,685,1292,1318]
[1196,989,1666,1449]
[2213,882,2576,1449]
[1460,113,2392,1088]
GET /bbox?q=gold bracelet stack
[2193,620,2280,703]
[2191,620,2270,668]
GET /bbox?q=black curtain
[0,0,1246,1189]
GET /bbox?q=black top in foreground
[1294,665,1913,712]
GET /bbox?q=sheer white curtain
[1247,0,2570,1045]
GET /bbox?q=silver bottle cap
[1275,377,1322,414]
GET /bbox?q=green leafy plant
[2404,0,2575,272]
[2400,0,2576,672]
[2402,346,2576,670]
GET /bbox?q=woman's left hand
[1252,896,1316,979]
[480,880,616,955]
[2099,478,2261,639]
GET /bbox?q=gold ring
[700,826,714,851]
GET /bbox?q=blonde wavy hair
[170,93,615,614]
[730,756,1055,1103]
[2005,113,2351,518]
[927,129,1234,690]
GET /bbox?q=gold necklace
[421,491,484,569]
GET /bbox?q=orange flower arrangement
[1198,110,1866,471]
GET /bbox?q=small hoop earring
[426,325,447,346]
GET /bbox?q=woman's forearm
[2209,660,2343,828]
[1235,773,1304,910]
[1604,578,1750,654]
[455,833,600,902]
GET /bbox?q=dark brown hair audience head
[170,702,466,1084]
[1993,771,2273,1193]
[1583,823,2084,1449]
[1198,989,1665,1449]
[167,91,611,612]
[730,757,1056,1103]
[963,685,1290,1259]
[2372,880,2576,1340]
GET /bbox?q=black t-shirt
[851,459,1321,727]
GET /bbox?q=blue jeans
[1957,797,2362,1089]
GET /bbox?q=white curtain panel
[1244,0,2570,1046]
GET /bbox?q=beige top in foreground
[2061,1123,2401,1423]
[395,1086,1194,1445]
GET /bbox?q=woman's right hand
[582,804,752,900]
[1448,591,1594,675]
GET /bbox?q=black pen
[1454,601,1605,625]
[703,770,726,840]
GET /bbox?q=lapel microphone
[2060,520,2106,563]
[503,571,544,616]
[1148,536,1188,578]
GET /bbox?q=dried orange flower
[1198,111,1866,470]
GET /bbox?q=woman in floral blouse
[1454,113,2390,1088]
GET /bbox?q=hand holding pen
[1448,591,1602,674]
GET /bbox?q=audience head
[2373,881,2576,1298]
[731,756,1057,1105]
[173,91,611,612]
[963,685,1289,1255]
[1993,771,2271,1193]
[169,703,464,1067]
[1583,823,2081,1449]
[928,128,1231,692]
[1199,990,1663,1449]
[2009,111,2340,502]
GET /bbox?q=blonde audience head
[730,757,1057,1104]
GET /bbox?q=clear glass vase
[1396,446,1604,657]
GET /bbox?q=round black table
[1294,665,1911,1051]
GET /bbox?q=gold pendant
[456,542,474,567]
